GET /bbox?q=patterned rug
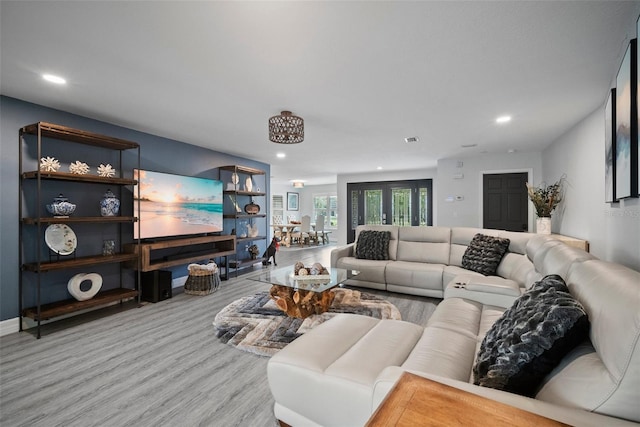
[213,288,401,357]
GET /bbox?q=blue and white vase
[46,193,76,217]
[100,189,120,216]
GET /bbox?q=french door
[347,179,432,243]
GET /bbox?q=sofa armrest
[330,243,355,268]
[443,274,521,308]
[373,369,638,426]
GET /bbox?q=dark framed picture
[287,192,299,211]
[605,88,616,203]
[615,39,638,199]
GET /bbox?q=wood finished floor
[0,244,439,427]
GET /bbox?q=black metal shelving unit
[19,122,141,338]
[219,165,267,276]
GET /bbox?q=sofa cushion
[355,225,399,260]
[335,257,389,289]
[462,234,510,276]
[355,230,391,260]
[396,226,451,264]
[472,274,589,397]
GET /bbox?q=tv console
[125,235,236,280]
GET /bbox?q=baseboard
[173,275,187,288]
[0,317,20,337]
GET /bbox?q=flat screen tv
[133,169,223,240]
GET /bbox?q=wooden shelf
[219,165,266,175]
[22,288,139,321]
[229,257,266,268]
[21,122,139,150]
[125,235,236,272]
[550,234,589,252]
[223,190,266,197]
[22,171,137,185]
[22,216,137,225]
[236,235,267,244]
[224,214,267,219]
[23,253,139,272]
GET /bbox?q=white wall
[437,152,542,230]
[542,107,640,270]
[336,168,438,245]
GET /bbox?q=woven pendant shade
[269,111,304,144]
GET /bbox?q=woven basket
[184,263,220,296]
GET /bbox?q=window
[313,193,338,228]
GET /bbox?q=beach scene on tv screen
[134,169,223,239]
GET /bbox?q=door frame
[479,168,534,232]
[347,179,433,243]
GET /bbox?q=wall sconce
[292,181,305,188]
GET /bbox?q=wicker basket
[184,262,220,296]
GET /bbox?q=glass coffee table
[252,266,358,318]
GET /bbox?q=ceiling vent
[404,136,419,143]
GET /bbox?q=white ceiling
[2,1,638,186]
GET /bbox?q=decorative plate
[44,224,77,255]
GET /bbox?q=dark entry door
[483,173,528,232]
[347,180,433,243]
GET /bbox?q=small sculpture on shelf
[228,195,242,213]
[69,161,90,175]
[100,189,120,216]
[97,163,116,178]
[248,244,260,259]
[245,177,253,192]
[246,223,259,238]
[39,156,61,172]
[244,201,260,214]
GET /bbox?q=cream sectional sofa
[268,227,640,426]
[331,225,593,306]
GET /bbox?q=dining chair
[311,214,325,245]
[291,215,311,247]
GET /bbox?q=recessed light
[42,74,66,85]
[507,148,517,153]
[377,166,383,170]
[404,137,419,143]
[496,115,512,124]
[276,153,286,159]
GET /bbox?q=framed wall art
[605,88,616,203]
[287,192,299,211]
[615,39,638,199]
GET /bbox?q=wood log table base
[269,285,335,318]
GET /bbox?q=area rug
[213,288,401,357]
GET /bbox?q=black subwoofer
[140,270,172,303]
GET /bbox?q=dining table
[271,223,300,247]
[272,223,325,247]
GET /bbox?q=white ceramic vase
[245,177,253,192]
[536,217,552,234]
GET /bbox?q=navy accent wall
[0,96,270,321]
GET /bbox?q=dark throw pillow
[462,233,510,276]
[472,274,590,397]
[355,230,390,260]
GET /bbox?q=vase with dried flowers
[526,178,564,234]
